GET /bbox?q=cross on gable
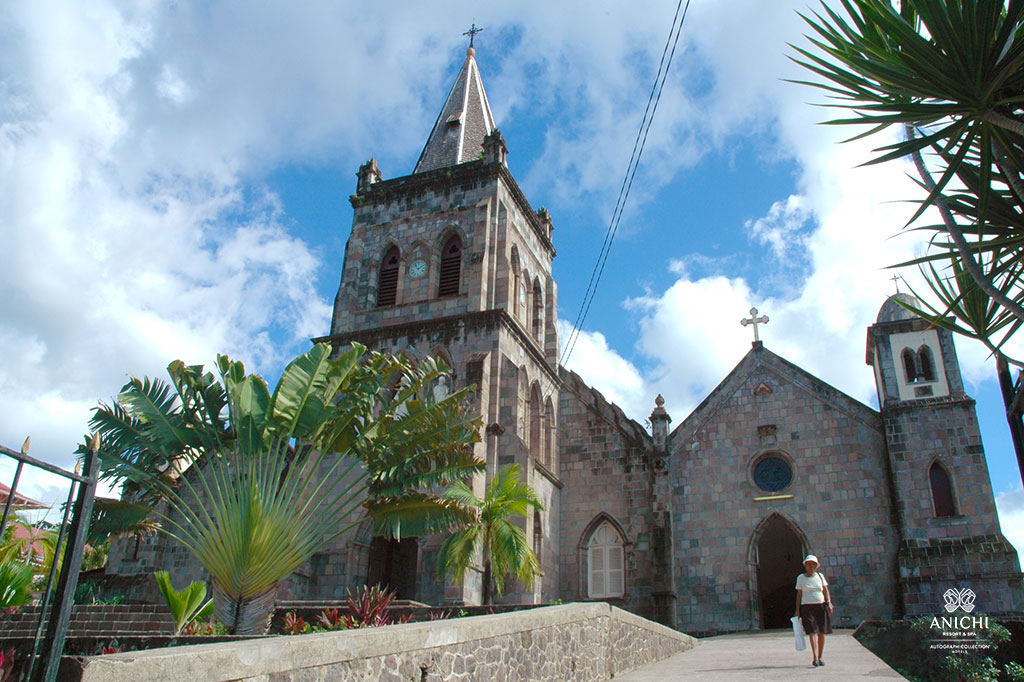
[463,23,483,48]
[741,307,769,343]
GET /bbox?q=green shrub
[154,571,214,636]
[0,563,34,609]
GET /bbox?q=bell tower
[866,294,1022,615]
[320,42,562,605]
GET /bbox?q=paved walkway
[615,630,904,681]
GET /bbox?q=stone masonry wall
[883,398,1003,542]
[884,398,1024,615]
[67,603,696,682]
[557,371,664,623]
[668,346,900,634]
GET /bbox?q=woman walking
[794,554,833,667]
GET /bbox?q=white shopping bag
[791,616,807,651]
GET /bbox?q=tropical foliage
[0,562,34,609]
[154,571,214,636]
[83,342,483,633]
[0,519,57,568]
[87,498,160,547]
[437,464,543,604]
[790,0,1024,362]
[340,584,396,628]
[80,543,110,572]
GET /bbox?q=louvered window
[587,522,624,598]
[438,236,462,297]
[377,246,400,307]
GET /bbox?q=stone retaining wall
[64,602,696,682]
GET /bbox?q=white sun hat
[803,554,819,565]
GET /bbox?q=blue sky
[1,1,1022,554]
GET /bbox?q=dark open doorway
[367,536,418,600]
[755,515,805,629]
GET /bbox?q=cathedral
[108,43,1023,634]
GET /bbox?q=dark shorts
[800,603,832,635]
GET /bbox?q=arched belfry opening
[752,513,806,629]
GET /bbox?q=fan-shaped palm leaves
[84,342,483,633]
[791,0,1024,361]
[437,464,543,604]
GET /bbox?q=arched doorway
[753,514,806,629]
[367,536,418,600]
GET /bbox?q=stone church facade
[107,45,1023,634]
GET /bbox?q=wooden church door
[367,536,419,600]
[754,515,805,629]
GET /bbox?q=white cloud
[746,195,811,260]
[0,2,334,484]
[622,274,757,419]
[557,320,647,418]
[995,487,1024,559]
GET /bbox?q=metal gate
[0,435,99,682]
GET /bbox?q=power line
[559,0,692,368]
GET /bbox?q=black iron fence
[0,436,99,682]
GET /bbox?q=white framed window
[587,522,624,598]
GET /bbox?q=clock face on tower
[408,259,427,278]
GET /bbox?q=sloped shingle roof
[413,47,497,174]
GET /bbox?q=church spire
[413,39,497,174]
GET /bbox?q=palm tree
[84,343,483,633]
[790,0,1024,361]
[0,519,58,568]
[437,464,543,605]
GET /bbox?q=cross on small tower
[463,23,484,48]
[741,307,770,343]
[891,273,902,294]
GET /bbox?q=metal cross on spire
[741,307,769,343]
[891,273,902,293]
[463,23,484,48]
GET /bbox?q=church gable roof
[669,344,880,445]
[413,47,497,174]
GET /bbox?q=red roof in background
[0,482,49,510]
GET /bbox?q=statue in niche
[433,375,450,402]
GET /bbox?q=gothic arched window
[918,345,936,382]
[929,462,956,518]
[518,270,530,322]
[376,246,400,307]
[544,397,555,470]
[532,278,543,340]
[902,348,918,383]
[529,383,542,460]
[438,235,462,297]
[510,247,521,316]
[587,521,624,599]
[533,510,543,571]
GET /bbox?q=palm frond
[792,0,1024,352]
